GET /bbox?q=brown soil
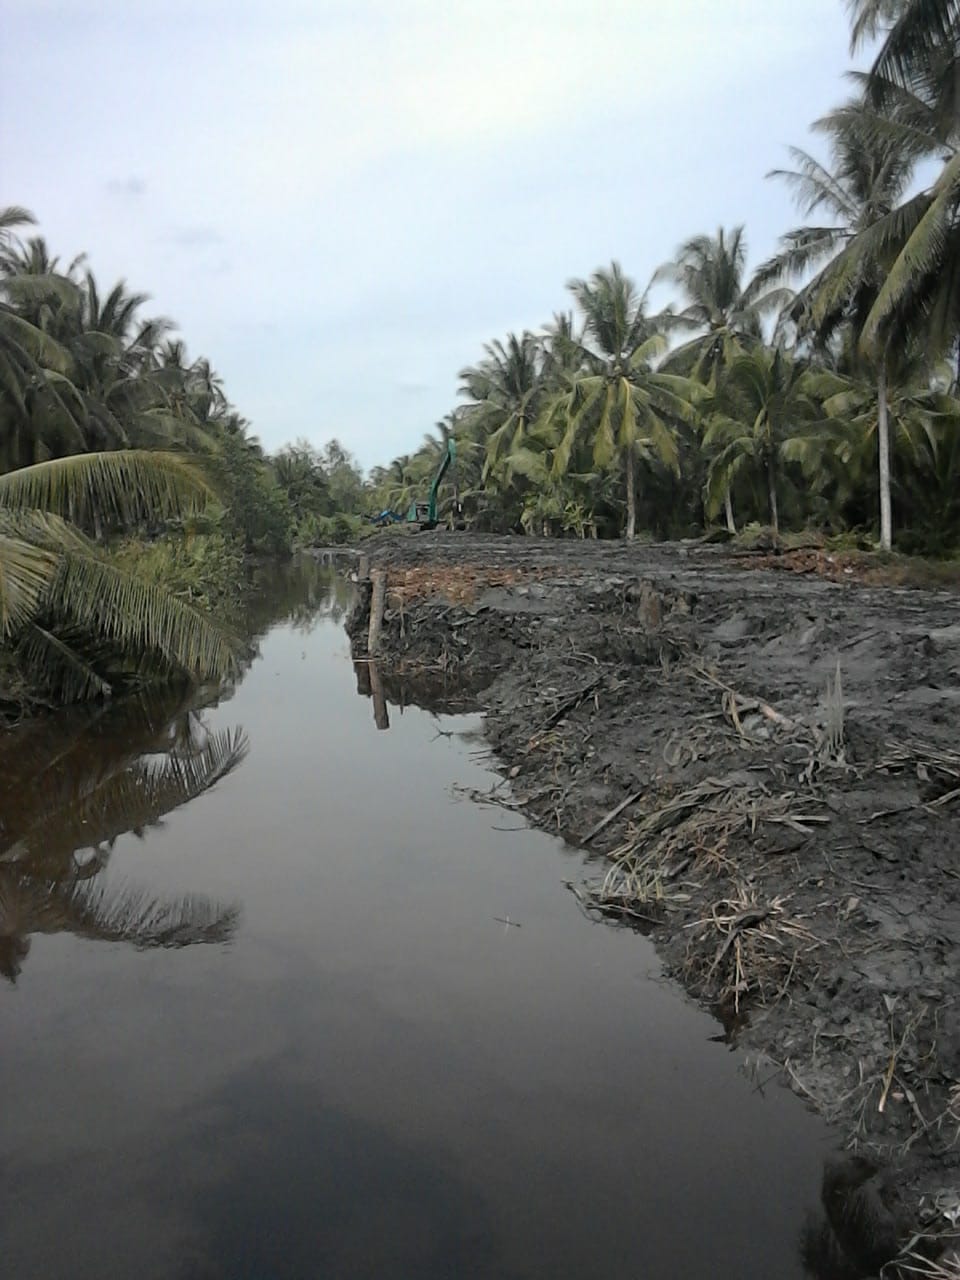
[733,544,960,589]
[345,532,960,1269]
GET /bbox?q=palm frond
[862,151,960,342]
[0,533,58,637]
[15,623,112,701]
[0,307,74,374]
[769,148,860,220]
[0,205,36,235]
[49,549,239,682]
[865,0,959,90]
[0,449,215,527]
[0,271,82,311]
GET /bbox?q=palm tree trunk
[724,488,736,534]
[625,444,637,541]
[877,362,892,552]
[767,457,779,535]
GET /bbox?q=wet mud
[346,533,960,1271]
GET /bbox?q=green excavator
[370,438,462,531]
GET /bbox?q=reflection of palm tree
[1,723,247,872]
[0,690,246,983]
[0,873,238,982]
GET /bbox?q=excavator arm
[426,438,456,524]
[406,438,457,529]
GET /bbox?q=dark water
[0,561,833,1280]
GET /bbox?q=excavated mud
[346,533,960,1265]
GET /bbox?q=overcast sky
[2,1,864,469]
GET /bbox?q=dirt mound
[346,535,960,1264]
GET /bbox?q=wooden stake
[367,569,386,656]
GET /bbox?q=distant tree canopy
[5,0,960,696]
[364,3,960,552]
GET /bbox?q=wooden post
[358,553,370,581]
[368,661,389,730]
[367,569,386,656]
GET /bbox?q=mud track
[345,533,960,1259]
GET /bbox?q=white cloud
[229,0,843,206]
[3,0,857,465]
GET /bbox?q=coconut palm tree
[543,263,694,539]
[375,454,415,512]
[459,332,544,481]
[901,397,960,548]
[798,346,960,530]
[764,104,916,298]
[190,357,226,413]
[0,211,291,690]
[816,5,960,394]
[702,347,819,534]
[0,210,88,468]
[658,227,791,530]
[761,100,921,548]
[658,227,789,380]
[0,243,209,463]
[54,275,218,456]
[0,228,75,278]
[273,439,331,527]
[540,311,585,388]
[848,0,957,90]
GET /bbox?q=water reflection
[353,659,390,729]
[0,691,246,982]
[352,659,482,727]
[240,555,353,639]
[170,1064,510,1280]
[0,557,349,985]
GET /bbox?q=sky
[2,0,865,470]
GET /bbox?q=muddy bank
[347,534,960,1267]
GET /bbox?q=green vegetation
[6,1,960,709]
[0,209,262,708]
[0,449,239,706]
[366,2,960,553]
[0,207,372,709]
[271,438,366,544]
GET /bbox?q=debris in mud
[385,564,558,606]
[731,544,960,590]
[345,534,960,1250]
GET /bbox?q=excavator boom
[426,437,456,523]
[405,438,457,528]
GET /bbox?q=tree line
[367,0,960,553]
[3,0,958,707]
[0,207,368,706]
